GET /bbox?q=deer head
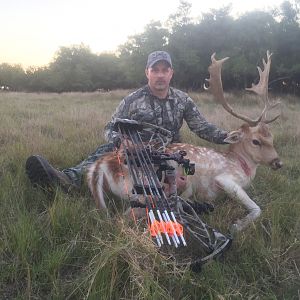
[204,51,282,170]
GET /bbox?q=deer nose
[270,158,283,170]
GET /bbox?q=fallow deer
[87,51,282,232]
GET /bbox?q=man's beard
[154,81,167,90]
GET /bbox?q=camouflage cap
[146,51,172,68]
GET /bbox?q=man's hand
[112,135,122,148]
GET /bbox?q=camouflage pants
[63,142,115,187]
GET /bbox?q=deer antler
[205,51,280,126]
[245,51,281,124]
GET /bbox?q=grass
[0,90,299,299]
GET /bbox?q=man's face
[145,61,174,94]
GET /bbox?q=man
[26,50,228,191]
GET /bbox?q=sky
[0,0,286,68]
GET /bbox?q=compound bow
[113,118,232,269]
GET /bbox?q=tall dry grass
[0,91,299,299]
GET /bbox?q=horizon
[0,0,288,68]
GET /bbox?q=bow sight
[113,118,231,266]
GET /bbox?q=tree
[273,0,300,93]
[47,44,94,92]
[167,5,234,89]
[279,0,299,25]
[0,63,27,91]
[118,21,169,86]
[166,0,192,32]
[90,53,126,90]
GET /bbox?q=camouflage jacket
[104,85,228,144]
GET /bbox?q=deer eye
[252,139,261,146]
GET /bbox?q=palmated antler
[245,51,281,124]
[205,51,281,126]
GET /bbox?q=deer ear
[224,130,244,144]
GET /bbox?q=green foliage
[166,0,193,31]
[118,21,170,86]
[47,44,125,92]
[0,63,27,91]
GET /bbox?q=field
[0,91,299,299]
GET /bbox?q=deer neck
[228,144,258,178]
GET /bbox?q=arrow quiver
[113,118,231,265]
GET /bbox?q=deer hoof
[229,223,242,235]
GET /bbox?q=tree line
[1,0,300,94]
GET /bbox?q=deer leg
[215,176,261,232]
[87,170,108,211]
[178,181,193,199]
